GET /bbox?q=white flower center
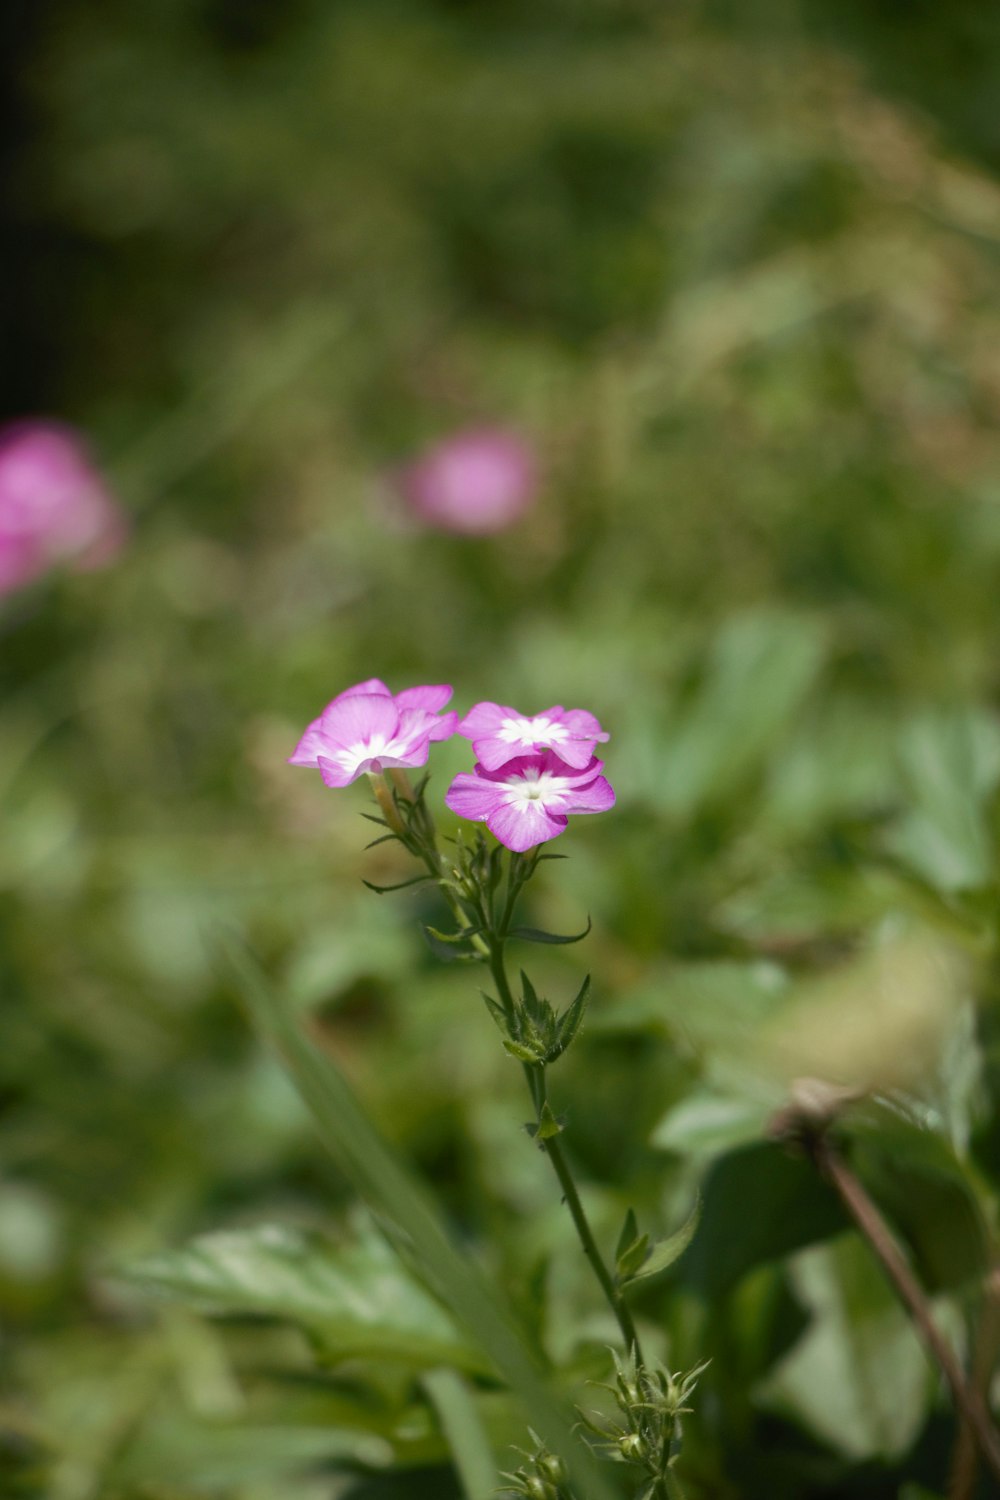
[503,767,570,814]
[498,714,569,748]
[335,731,392,775]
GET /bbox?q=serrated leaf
[124,1222,490,1374]
[623,1198,702,1288]
[509,917,592,945]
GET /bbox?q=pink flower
[458,701,609,772]
[445,752,615,852]
[396,427,537,535]
[289,678,458,787]
[0,421,126,598]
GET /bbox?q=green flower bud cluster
[497,1430,576,1500]
[579,1351,709,1500]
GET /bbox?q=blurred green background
[5,2,1000,1497]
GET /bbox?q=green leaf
[615,1208,640,1266]
[683,1141,847,1297]
[425,924,484,945]
[508,917,592,945]
[214,932,616,1500]
[591,960,788,1046]
[886,706,1000,894]
[479,990,510,1038]
[422,926,483,963]
[651,1089,771,1164]
[652,610,828,817]
[362,874,433,895]
[124,1221,490,1375]
[756,1234,933,1461]
[113,1419,394,1489]
[422,1368,497,1500]
[841,1103,990,1292]
[616,1231,651,1282]
[550,975,591,1061]
[623,1197,702,1288]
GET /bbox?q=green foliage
[7,1,1000,1496]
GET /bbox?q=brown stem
[947,1266,1000,1500]
[810,1134,1000,1487]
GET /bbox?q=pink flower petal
[318,692,400,750]
[564,774,616,813]
[332,678,392,702]
[487,798,567,852]
[288,716,328,768]
[396,683,454,713]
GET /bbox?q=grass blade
[215,929,617,1500]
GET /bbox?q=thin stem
[481,862,644,1362]
[532,1065,644,1359]
[379,770,490,957]
[948,1267,1000,1500]
[811,1133,1000,1487]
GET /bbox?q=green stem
[485,924,643,1361]
[381,770,490,957]
[531,1063,643,1361]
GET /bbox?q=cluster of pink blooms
[0,421,126,599]
[289,679,614,851]
[395,427,537,535]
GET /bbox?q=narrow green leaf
[550,975,591,1060]
[509,917,592,946]
[422,926,483,963]
[623,1198,702,1288]
[479,991,510,1038]
[214,932,615,1500]
[616,1232,651,1282]
[362,873,433,895]
[615,1208,639,1265]
[422,1368,497,1500]
[425,924,484,946]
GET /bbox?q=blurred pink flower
[396,427,537,534]
[0,421,126,598]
